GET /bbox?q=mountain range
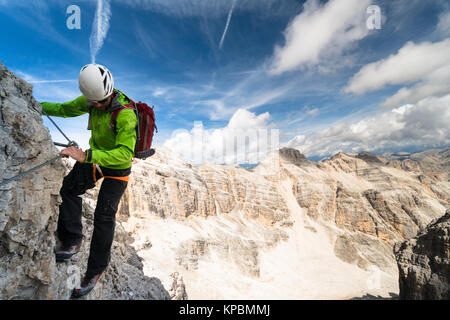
[1,61,448,299]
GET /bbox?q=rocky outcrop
[290,151,448,273]
[0,61,67,299]
[119,148,216,219]
[0,61,174,300]
[120,146,449,299]
[395,209,450,300]
[279,147,309,167]
[356,151,384,164]
[123,150,292,285]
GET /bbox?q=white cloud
[163,108,278,164]
[195,79,292,121]
[269,0,371,75]
[344,38,450,95]
[284,94,450,158]
[227,109,270,129]
[380,64,450,108]
[306,106,319,116]
[437,11,450,36]
[284,106,320,126]
[344,38,450,108]
[152,87,168,97]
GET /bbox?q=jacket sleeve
[85,109,137,167]
[40,95,89,117]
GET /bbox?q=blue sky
[1,0,449,163]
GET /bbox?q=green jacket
[40,89,137,170]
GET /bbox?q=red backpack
[111,101,157,159]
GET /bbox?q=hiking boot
[71,273,103,299]
[54,240,82,262]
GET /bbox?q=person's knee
[59,182,72,197]
[94,201,118,223]
[94,212,116,224]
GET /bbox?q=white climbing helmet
[78,63,114,102]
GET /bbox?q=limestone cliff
[395,209,450,299]
[119,146,449,299]
[0,61,174,300]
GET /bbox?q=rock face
[279,147,308,166]
[0,62,175,300]
[120,145,449,299]
[259,149,447,275]
[395,209,450,300]
[0,61,67,299]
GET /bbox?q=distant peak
[279,147,308,166]
[356,151,383,164]
[329,151,351,160]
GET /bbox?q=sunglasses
[90,97,109,104]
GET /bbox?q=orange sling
[93,164,130,183]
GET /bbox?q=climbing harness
[0,107,78,187]
[93,164,130,183]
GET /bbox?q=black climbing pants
[57,162,130,278]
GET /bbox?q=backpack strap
[110,105,135,133]
[87,105,93,130]
[151,105,158,133]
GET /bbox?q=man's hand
[61,146,86,163]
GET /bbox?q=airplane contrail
[90,0,111,64]
[219,0,237,49]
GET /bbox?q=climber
[40,63,137,299]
